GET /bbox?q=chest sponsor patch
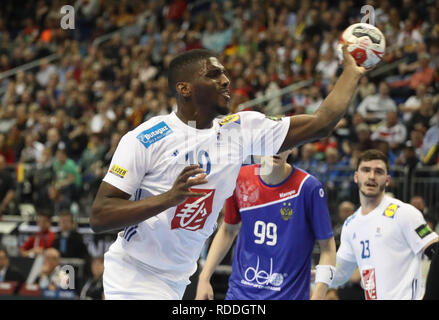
[171,189,215,231]
[137,121,173,149]
[219,114,240,127]
[362,268,377,300]
[109,164,128,178]
[415,224,433,239]
[383,203,399,218]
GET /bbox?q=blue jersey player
[196,150,336,300]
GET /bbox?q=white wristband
[315,265,336,286]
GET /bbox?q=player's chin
[216,104,230,116]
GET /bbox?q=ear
[176,82,192,97]
[354,171,358,184]
[385,174,390,187]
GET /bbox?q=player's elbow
[90,205,106,233]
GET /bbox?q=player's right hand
[341,44,367,76]
[195,279,214,300]
[166,164,208,207]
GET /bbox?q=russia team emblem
[280,202,293,221]
[171,189,215,231]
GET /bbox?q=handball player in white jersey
[331,150,438,300]
[91,47,366,299]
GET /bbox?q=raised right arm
[279,46,367,151]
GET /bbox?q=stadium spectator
[296,143,319,176]
[356,82,397,125]
[354,76,376,107]
[410,195,430,217]
[371,111,407,151]
[0,246,25,289]
[20,210,55,258]
[407,96,436,134]
[398,83,426,123]
[79,256,104,300]
[0,154,16,218]
[52,210,88,259]
[0,133,15,164]
[52,147,81,205]
[19,131,44,164]
[34,248,69,291]
[421,110,439,165]
[32,147,54,208]
[354,123,374,152]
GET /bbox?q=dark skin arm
[279,45,367,151]
[90,164,208,233]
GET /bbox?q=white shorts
[103,236,187,300]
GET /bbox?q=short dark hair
[37,209,53,220]
[168,49,217,94]
[59,210,73,221]
[356,149,389,172]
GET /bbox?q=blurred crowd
[0,0,438,229]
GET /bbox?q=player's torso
[228,166,315,299]
[346,199,419,299]
[134,114,245,233]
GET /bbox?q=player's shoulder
[381,195,421,220]
[295,167,322,190]
[343,209,360,229]
[126,114,175,149]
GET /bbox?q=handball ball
[337,23,386,69]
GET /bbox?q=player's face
[192,57,231,116]
[354,160,390,198]
[261,150,292,168]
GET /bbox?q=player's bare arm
[196,221,241,300]
[279,46,367,151]
[311,237,337,300]
[90,164,208,233]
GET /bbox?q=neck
[260,163,292,185]
[176,104,216,129]
[360,192,385,215]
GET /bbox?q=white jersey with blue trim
[337,195,438,300]
[102,111,290,283]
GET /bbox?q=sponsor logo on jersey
[109,164,128,178]
[415,224,433,239]
[137,121,173,149]
[383,203,399,218]
[280,202,293,221]
[241,256,284,291]
[171,189,215,231]
[265,115,282,122]
[219,114,240,127]
[362,268,377,300]
[279,190,296,198]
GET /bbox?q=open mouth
[220,90,231,101]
